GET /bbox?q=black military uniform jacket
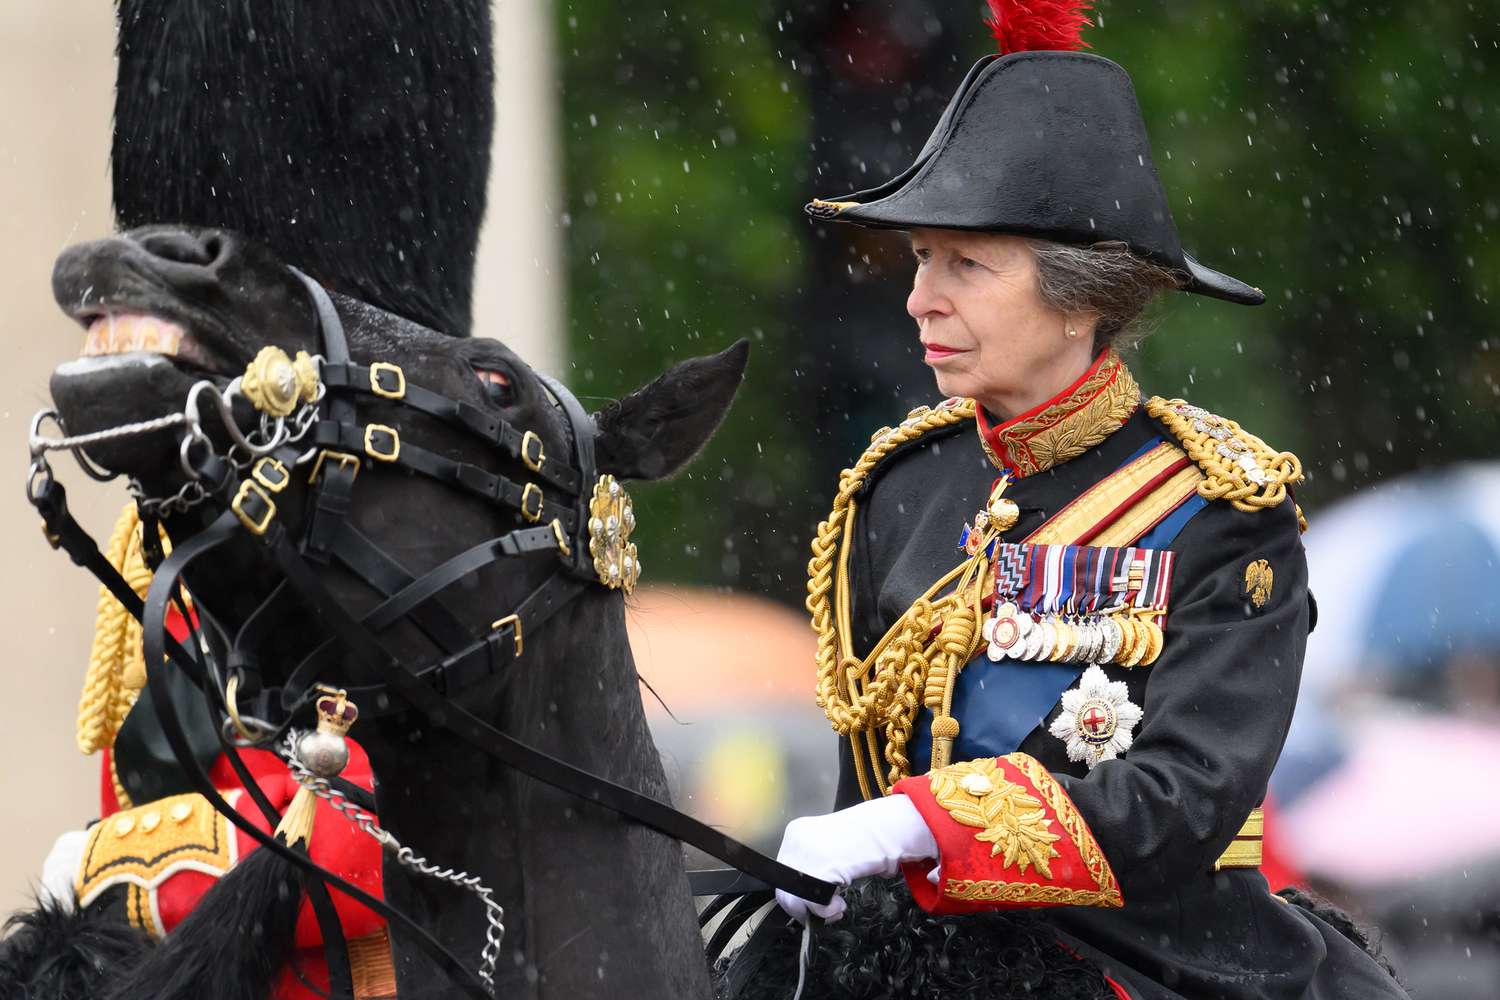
[820,353,1406,1000]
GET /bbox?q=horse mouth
[57,309,236,380]
[50,306,242,483]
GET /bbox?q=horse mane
[112,0,494,337]
[0,888,149,995]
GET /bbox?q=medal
[1034,619,1057,661]
[1017,616,1045,660]
[1120,619,1150,669]
[1049,665,1145,769]
[1137,617,1164,666]
[1049,620,1076,662]
[984,601,1028,660]
[1110,615,1137,666]
[1077,619,1103,663]
[1097,616,1123,664]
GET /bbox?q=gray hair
[1024,239,1190,353]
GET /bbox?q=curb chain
[281,731,504,994]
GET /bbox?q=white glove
[39,829,89,911]
[774,793,937,925]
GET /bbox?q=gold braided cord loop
[807,399,978,793]
[1145,397,1303,514]
[77,503,176,773]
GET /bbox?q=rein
[27,270,833,997]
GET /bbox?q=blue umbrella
[1363,520,1500,678]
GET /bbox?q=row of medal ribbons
[979,542,1176,669]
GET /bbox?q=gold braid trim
[807,400,979,795]
[1002,752,1122,906]
[77,503,179,803]
[988,351,1140,476]
[928,759,1061,878]
[942,880,1123,906]
[1145,397,1303,515]
[77,504,148,758]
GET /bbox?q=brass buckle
[231,480,276,535]
[550,518,572,557]
[309,449,361,485]
[520,482,544,523]
[490,614,523,657]
[520,430,545,473]
[369,361,406,400]
[364,424,401,462]
[251,456,290,493]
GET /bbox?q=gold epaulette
[855,398,976,483]
[1144,397,1304,520]
[75,791,239,938]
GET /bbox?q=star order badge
[1049,665,1143,769]
[1244,559,1273,609]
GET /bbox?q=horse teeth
[81,313,185,358]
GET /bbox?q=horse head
[45,223,740,997]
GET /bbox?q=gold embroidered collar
[974,350,1140,477]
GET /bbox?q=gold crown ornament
[275,690,359,849]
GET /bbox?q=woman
[774,5,1408,998]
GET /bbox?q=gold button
[960,773,994,797]
[113,816,135,836]
[140,811,161,833]
[170,802,193,823]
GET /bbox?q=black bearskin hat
[112,0,494,335]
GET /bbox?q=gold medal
[1050,621,1076,662]
[1138,618,1164,666]
[1121,619,1150,668]
[1111,615,1137,666]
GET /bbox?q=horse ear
[592,340,750,482]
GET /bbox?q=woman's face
[907,228,1096,417]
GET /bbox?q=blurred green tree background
[556,0,1499,606]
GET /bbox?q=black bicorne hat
[807,49,1263,306]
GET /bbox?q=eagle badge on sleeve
[1244,559,1273,609]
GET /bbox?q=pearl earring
[1066,327,1079,339]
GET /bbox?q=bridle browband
[28,269,833,998]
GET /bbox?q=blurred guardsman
[775,3,1409,997]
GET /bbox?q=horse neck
[367,588,711,1000]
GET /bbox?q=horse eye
[473,366,516,406]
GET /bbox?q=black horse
[27,224,738,999]
[0,225,1160,1000]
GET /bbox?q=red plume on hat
[984,0,1094,54]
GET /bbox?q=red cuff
[892,754,1123,914]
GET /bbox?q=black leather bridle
[29,271,833,998]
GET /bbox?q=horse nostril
[135,230,219,267]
